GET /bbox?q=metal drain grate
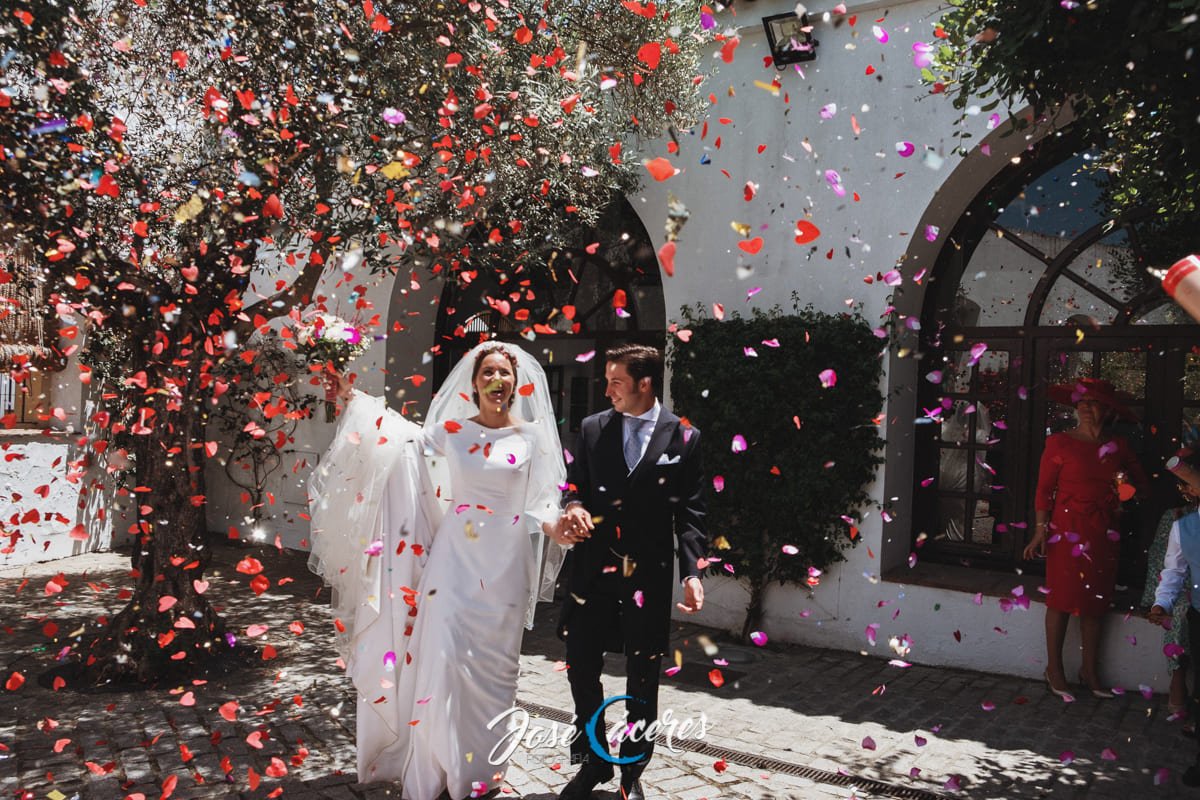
[515,699,949,800]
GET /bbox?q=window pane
[970,500,996,544]
[940,350,1009,395]
[1062,228,1149,307]
[939,401,979,446]
[1038,278,1117,326]
[1098,351,1146,399]
[1185,355,1200,403]
[1133,300,1194,325]
[956,230,1044,327]
[994,150,1109,240]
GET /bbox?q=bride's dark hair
[470,344,519,406]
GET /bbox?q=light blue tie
[625,417,648,471]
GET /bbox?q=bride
[307,341,569,799]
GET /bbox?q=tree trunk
[739,527,777,644]
[76,347,229,686]
[739,576,766,645]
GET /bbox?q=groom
[556,344,708,800]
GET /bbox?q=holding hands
[551,503,594,547]
[1147,605,1171,627]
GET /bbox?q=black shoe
[619,777,645,800]
[558,762,614,800]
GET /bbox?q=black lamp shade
[762,12,817,65]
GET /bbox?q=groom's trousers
[565,584,662,777]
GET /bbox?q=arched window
[913,136,1200,577]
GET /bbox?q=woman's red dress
[1035,432,1147,616]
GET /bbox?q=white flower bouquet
[292,313,370,421]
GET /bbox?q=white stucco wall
[651,0,1165,689]
[0,352,127,568]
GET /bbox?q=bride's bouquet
[292,313,370,421]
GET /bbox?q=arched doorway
[431,197,666,452]
[911,135,1200,589]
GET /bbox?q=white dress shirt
[1154,519,1199,611]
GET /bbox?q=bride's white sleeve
[307,390,425,663]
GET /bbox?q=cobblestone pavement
[1,543,1196,799]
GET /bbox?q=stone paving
[1,542,1197,799]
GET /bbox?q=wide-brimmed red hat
[1047,378,1138,422]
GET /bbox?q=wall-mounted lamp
[762,12,818,65]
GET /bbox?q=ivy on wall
[668,301,886,641]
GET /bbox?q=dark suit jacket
[558,406,708,656]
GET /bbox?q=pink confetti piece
[861,736,876,750]
[865,623,879,646]
[383,651,396,669]
[914,735,927,746]
[1100,748,1118,761]
[1154,768,1171,786]
[980,700,995,711]
[576,350,596,363]
[712,475,725,493]
[731,435,748,453]
[819,368,837,388]
[824,169,846,197]
[912,42,934,68]
[1060,751,1075,765]
[744,346,758,357]
[924,225,940,242]
[820,103,838,119]
[896,141,915,157]
[633,590,645,608]
[364,540,383,556]
[664,665,682,676]
[872,25,889,43]
[944,776,963,792]
[750,631,768,646]
[781,544,798,555]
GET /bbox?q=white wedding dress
[308,391,562,800]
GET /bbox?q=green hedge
[668,301,886,640]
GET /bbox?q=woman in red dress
[1023,378,1148,699]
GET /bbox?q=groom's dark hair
[606,344,663,396]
